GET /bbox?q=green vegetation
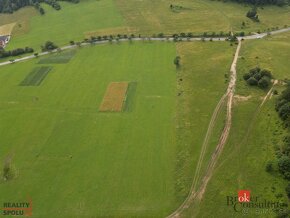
[0,0,289,217]
[41,41,58,51]
[38,49,76,64]
[0,46,34,58]
[173,56,181,68]
[175,42,235,202]
[19,66,52,86]
[0,42,178,217]
[4,0,124,50]
[243,67,273,89]
[0,0,79,14]
[0,41,236,216]
[228,0,289,6]
[194,32,290,218]
[116,0,290,35]
[246,7,260,22]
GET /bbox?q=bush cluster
[243,67,273,89]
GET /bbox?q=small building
[0,35,11,48]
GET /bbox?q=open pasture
[0,40,236,217]
[4,0,124,50]
[115,0,290,35]
[0,42,178,217]
[194,33,290,218]
[38,50,76,64]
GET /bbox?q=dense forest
[0,0,79,14]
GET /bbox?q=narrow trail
[195,39,242,204]
[167,40,242,218]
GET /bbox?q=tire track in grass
[167,40,242,218]
[215,80,278,171]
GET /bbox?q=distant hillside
[0,0,79,14]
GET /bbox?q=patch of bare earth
[99,82,129,112]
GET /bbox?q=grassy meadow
[174,41,235,201]
[115,0,290,35]
[0,42,177,217]
[5,0,124,50]
[0,0,289,216]
[0,0,289,53]
[0,40,236,217]
[192,33,290,218]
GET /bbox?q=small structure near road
[0,23,16,49]
[0,35,11,48]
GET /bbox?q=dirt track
[167,40,242,218]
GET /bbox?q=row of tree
[0,0,79,14]
[228,0,289,6]
[0,47,34,58]
[41,41,58,51]
[274,84,290,217]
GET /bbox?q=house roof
[0,35,9,41]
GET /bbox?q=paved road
[0,27,289,67]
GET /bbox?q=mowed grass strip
[19,66,52,86]
[38,50,76,64]
[123,81,137,112]
[99,82,129,112]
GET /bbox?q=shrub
[247,77,258,86]
[258,76,271,89]
[266,161,273,172]
[278,156,290,180]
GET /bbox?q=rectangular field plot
[38,50,76,64]
[19,66,52,86]
[123,81,137,112]
[99,82,129,112]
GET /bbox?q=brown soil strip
[99,82,129,112]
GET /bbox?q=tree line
[0,0,79,14]
[223,0,289,6]
[0,47,34,58]
[262,83,290,218]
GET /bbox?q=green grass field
[116,0,290,35]
[19,66,52,86]
[0,42,177,217]
[5,0,124,50]
[174,41,235,201]
[0,0,289,53]
[193,34,290,218]
[0,40,236,217]
[1,0,289,216]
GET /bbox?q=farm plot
[0,42,178,217]
[99,82,129,112]
[38,50,76,64]
[19,66,52,86]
